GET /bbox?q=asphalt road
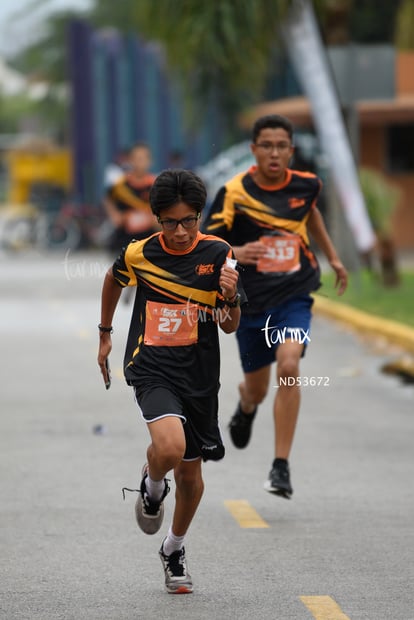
[1,249,413,620]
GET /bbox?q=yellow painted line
[224,500,269,528]
[300,596,351,619]
[313,294,414,354]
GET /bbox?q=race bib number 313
[256,234,300,274]
[144,301,198,346]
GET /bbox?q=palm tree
[6,0,411,142]
[78,0,292,142]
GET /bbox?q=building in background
[241,48,414,250]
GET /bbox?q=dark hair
[252,114,294,142]
[149,169,207,216]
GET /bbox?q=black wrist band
[98,324,113,333]
[224,293,241,308]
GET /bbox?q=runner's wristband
[224,293,241,308]
[98,324,113,333]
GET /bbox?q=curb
[313,295,414,381]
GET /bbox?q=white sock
[145,474,165,501]
[162,526,185,556]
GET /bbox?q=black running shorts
[134,384,225,462]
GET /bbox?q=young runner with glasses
[203,114,348,498]
[98,169,242,594]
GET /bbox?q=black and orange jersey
[108,173,158,238]
[202,166,322,312]
[108,173,155,213]
[112,231,241,397]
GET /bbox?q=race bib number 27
[144,301,198,346]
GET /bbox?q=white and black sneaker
[159,540,193,594]
[264,458,293,499]
[129,464,170,535]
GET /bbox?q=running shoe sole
[159,546,193,594]
[263,479,292,499]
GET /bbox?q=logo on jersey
[195,263,215,276]
[289,197,306,208]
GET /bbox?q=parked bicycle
[0,184,110,251]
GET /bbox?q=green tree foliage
[87,0,138,32]
[314,0,401,45]
[3,0,412,143]
[0,94,35,133]
[5,8,85,142]
[359,167,400,236]
[349,0,401,44]
[394,0,414,49]
[11,10,79,82]
[135,2,288,95]
[87,0,291,138]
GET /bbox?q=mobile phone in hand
[105,358,111,390]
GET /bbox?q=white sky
[0,0,92,57]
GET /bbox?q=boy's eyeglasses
[158,214,200,231]
[255,142,292,154]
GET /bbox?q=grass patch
[318,269,414,328]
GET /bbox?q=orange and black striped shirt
[112,231,241,396]
[202,167,322,312]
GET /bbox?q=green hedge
[318,269,414,327]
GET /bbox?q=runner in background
[103,148,131,190]
[104,142,158,254]
[202,114,347,498]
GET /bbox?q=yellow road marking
[300,596,351,619]
[224,500,269,528]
